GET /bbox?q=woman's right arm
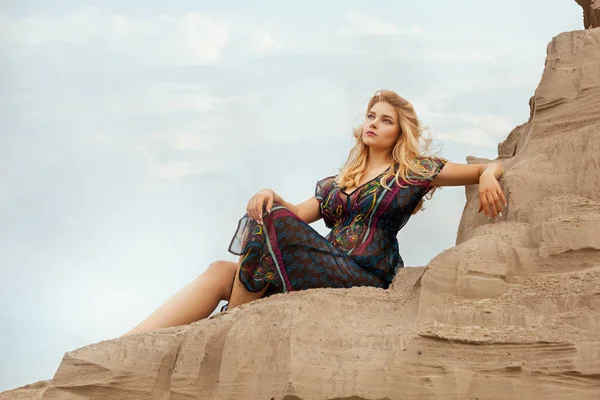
[277,193,322,225]
[247,189,322,225]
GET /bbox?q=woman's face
[361,101,400,152]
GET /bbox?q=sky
[0,0,583,392]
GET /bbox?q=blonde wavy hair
[336,89,445,215]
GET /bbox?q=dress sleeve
[315,176,335,203]
[315,176,336,229]
[408,156,449,206]
[419,156,448,189]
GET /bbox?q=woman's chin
[362,135,375,143]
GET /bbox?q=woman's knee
[204,260,238,300]
[228,280,271,310]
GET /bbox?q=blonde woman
[122,89,506,337]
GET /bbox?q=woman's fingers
[245,189,275,224]
[499,188,508,207]
[493,192,505,217]
[479,189,507,221]
[487,193,498,219]
[482,197,490,219]
[246,194,268,224]
[479,189,489,218]
[479,192,493,220]
[256,197,265,224]
[255,194,274,225]
[247,197,257,221]
[249,196,263,225]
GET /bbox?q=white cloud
[142,130,224,152]
[160,12,228,64]
[431,49,495,63]
[456,114,513,130]
[138,143,215,180]
[104,91,217,115]
[430,113,515,148]
[338,12,423,36]
[138,127,231,180]
[254,29,283,52]
[3,8,228,65]
[466,50,495,63]
[151,160,225,180]
[410,25,424,35]
[436,128,501,148]
[3,7,103,46]
[339,12,399,35]
[98,82,239,115]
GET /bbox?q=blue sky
[0,0,583,392]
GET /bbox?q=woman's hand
[246,189,275,225]
[477,172,507,221]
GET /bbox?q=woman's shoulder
[315,174,338,199]
[414,154,448,163]
[406,155,448,189]
[412,155,448,173]
[318,174,337,183]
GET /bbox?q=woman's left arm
[431,161,507,221]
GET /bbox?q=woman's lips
[367,131,376,136]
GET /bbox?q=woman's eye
[385,120,392,124]
[367,114,374,119]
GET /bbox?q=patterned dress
[222,156,448,311]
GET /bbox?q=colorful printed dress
[222,156,448,310]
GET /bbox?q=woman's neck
[366,151,393,171]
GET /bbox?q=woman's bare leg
[228,255,270,309]
[120,260,238,337]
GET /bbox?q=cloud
[435,128,500,148]
[150,160,227,180]
[409,25,424,35]
[97,82,238,115]
[142,130,224,152]
[254,29,283,52]
[137,126,234,180]
[339,12,422,36]
[3,7,229,65]
[434,49,496,63]
[428,113,515,148]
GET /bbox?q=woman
[121,89,506,337]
